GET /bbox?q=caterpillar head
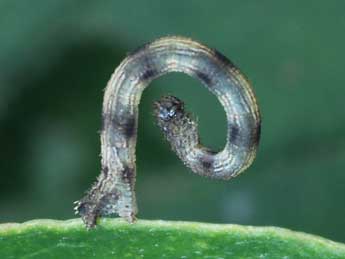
[153,95,184,122]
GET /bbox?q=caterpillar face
[153,95,184,122]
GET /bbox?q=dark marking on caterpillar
[102,113,136,138]
[120,117,136,138]
[253,123,261,146]
[140,68,157,81]
[75,36,261,229]
[200,154,214,170]
[194,70,212,85]
[121,166,135,182]
[102,165,109,177]
[229,124,240,145]
[213,49,236,69]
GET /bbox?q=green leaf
[1,219,344,259]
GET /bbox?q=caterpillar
[74,36,261,229]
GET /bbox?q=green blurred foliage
[0,0,344,243]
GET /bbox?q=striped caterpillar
[75,36,261,229]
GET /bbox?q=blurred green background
[1,1,344,243]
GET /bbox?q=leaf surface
[1,219,345,259]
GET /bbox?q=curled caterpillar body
[75,36,261,228]
[154,95,220,177]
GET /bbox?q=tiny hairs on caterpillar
[74,36,261,229]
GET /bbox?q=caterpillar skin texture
[75,36,261,229]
